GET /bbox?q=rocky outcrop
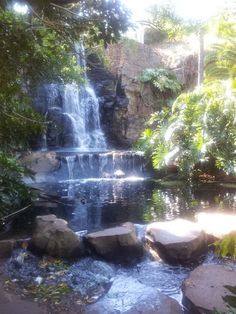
[196,212,236,243]
[20,151,61,183]
[85,222,143,263]
[87,41,197,147]
[182,264,236,313]
[87,275,182,314]
[32,215,84,258]
[146,219,206,264]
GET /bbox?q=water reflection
[2,180,236,237]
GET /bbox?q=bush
[137,80,236,179]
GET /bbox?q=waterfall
[37,44,106,150]
[62,44,106,149]
[65,156,75,180]
[63,151,147,180]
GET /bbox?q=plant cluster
[139,68,181,109]
[137,15,236,180]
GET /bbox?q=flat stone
[182,264,236,313]
[87,275,182,314]
[85,223,143,263]
[32,215,84,258]
[146,219,206,264]
[196,212,236,242]
[0,240,16,258]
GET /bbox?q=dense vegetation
[0,0,129,218]
[137,12,236,180]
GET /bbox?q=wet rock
[32,215,84,258]
[182,264,236,313]
[85,223,143,263]
[146,219,206,264]
[196,212,236,243]
[20,151,61,183]
[86,275,182,314]
[0,240,16,258]
[68,258,114,300]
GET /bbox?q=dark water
[3,178,236,237]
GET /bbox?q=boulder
[32,215,84,258]
[87,275,182,314]
[196,212,236,243]
[85,222,143,263]
[0,240,16,258]
[146,219,206,264]
[182,264,236,313]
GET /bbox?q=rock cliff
[88,40,197,148]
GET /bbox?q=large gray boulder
[146,219,206,264]
[87,275,182,314]
[196,212,236,243]
[85,222,143,263]
[32,215,84,258]
[182,264,236,313]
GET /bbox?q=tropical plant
[139,68,181,109]
[214,232,236,259]
[140,68,181,95]
[205,12,236,85]
[137,14,236,180]
[143,3,199,44]
[137,81,236,179]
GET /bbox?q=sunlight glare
[13,2,28,14]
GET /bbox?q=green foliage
[2,0,130,47]
[140,68,181,95]
[137,16,236,179]
[0,9,83,218]
[143,3,199,44]
[137,81,236,178]
[214,232,236,258]
[206,13,236,84]
[0,153,33,218]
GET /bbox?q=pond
[1,178,236,311]
[3,178,236,237]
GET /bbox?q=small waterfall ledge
[22,150,149,184]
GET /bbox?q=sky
[122,0,230,22]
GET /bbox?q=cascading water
[37,44,106,150]
[62,44,106,149]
